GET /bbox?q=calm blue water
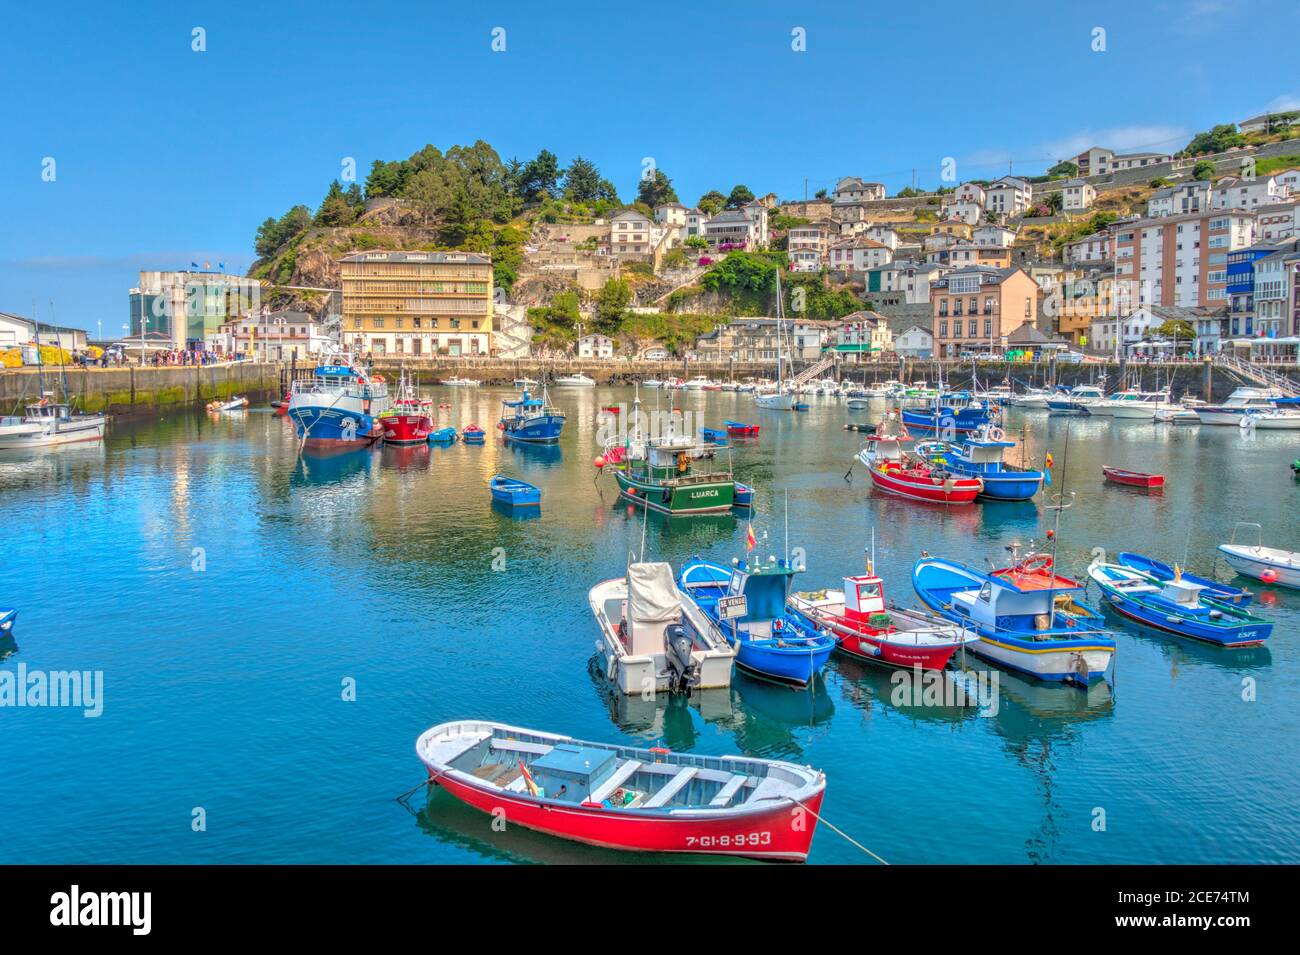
[1,388,1297,864]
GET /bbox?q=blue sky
[2,0,1298,334]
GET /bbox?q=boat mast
[1045,422,1075,630]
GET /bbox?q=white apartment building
[1211,175,1290,211]
[973,224,1016,247]
[864,225,899,250]
[1061,180,1096,211]
[828,237,893,272]
[609,209,665,257]
[1147,181,1211,218]
[788,248,824,272]
[985,177,1033,218]
[865,261,946,304]
[942,198,984,225]
[1256,200,1300,241]
[955,182,986,205]
[1110,210,1255,310]
[1062,231,1112,265]
[832,176,886,204]
[577,334,615,359]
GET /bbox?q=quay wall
[0,363,280,416]
[355,357,1293,403]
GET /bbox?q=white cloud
[1263,93,1300,113]
[1041,125,1189,162]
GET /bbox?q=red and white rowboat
[870,459,982,504]
[416,720,826,861]
[789,572,973,670]
[1102,466,1165,488]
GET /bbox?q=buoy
[594,455,606,468]
[1261,568,1279,584]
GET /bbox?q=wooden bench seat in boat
[643,767,699,808]
[745,775,793,804]
[708,773,748,807]
[471,762,525,788]
[489,738,553,756]
[588,760,642,803]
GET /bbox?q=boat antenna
[50,301,71,408]
[1044,421,1076,630]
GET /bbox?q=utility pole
[804,178,808,202]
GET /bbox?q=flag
[218,261,226,270]
[203,261,211,269]
[745,523,756,552]
[190,261,200,269]
[1043,451,1054,486]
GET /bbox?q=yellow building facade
[340,251,493,357]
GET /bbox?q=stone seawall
[1,362,281,416]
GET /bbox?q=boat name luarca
[687,489,721,500]
[0,664,104,717]
[890,665,998,715]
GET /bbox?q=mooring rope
[793,798,889,865]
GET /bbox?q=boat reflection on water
[972,663,1115,863]
[1108,619,1274,678]
[491,498,542,522]
[378,443,431,472]
[290,446,374,486]
[0,631,16,663]
[505,440,562,465]
[408,784,744,865]
[832,655,983,728]
[586,657,833,761]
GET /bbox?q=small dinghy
[1218,523,1300,589]
[206,396,249,413]
[1116,552,1251,606]
[490,475,540,507]
[0,607,15,634]
[844,422,876,434]
[461,424,486,444]
[1103,466,1164,488]
[416,720,826,861]
[725,420,759,436]
[733,482,755,507]
[428,427,458,444]
[701,427,728,445]
[1087,560,1271,648]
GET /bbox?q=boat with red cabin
[416,719,826,861]
[788,561,973,670]
[1102,466,1164,489]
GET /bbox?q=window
[954,300,963,316]
[940,321,948,337]
[985,319,992,336]
[1024,300,1031,317]
[968,320,977,336]
[984,297,994,314]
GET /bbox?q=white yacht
[1195,387,1287,426]
[1100,391,1174,420]
[554,373,596,388]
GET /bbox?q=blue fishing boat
[1115,552,1252,606]
[500,388,565,444]
[428,427,458,444]
[678,557,835,686]
[733,482,755,507]
[912,550,1115,684]
[489,475,541,507]
[916,425,1044,501]
[0,607,15,634]
[902,392,992,435]
[701,427,728,445]
[1087,561,1271,648]
[287,351,391,447]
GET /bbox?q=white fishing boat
[0,398,106,450]
[554,373,596,388]
[684,375,713,391]
[1103,392,1174,420]
[513,377,539,389]
[442,377,480,387]
[1218,524,1300,588]
[589,561,736,695]
[642,378,664,389]
[1195,387,1286,426]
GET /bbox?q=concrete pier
[0,362,281,416]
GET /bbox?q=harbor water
[1,387,1297,864]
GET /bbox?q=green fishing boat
[610,393,736,515]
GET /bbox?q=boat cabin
[951,566,1086,632]
[23,402,74,422]
[842,574,888,624]
[530,744,618,803]
[724,561,797,639]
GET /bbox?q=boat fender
[649,746,670,761]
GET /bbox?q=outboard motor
[663,623,700,694]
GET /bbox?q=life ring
[1016,553,1053,575]
[986,426,1005,441]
